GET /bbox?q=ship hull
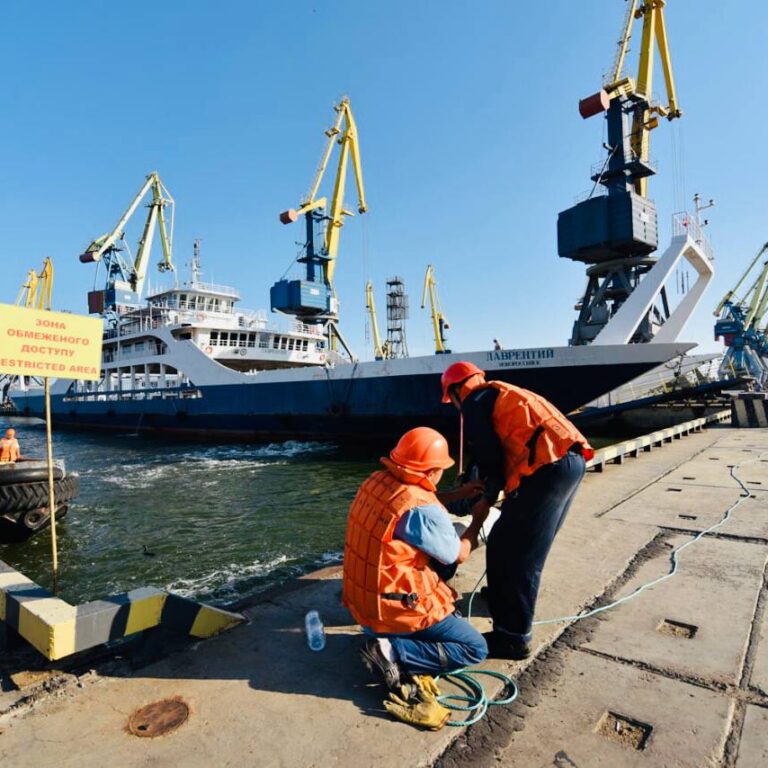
[16,342,696,442]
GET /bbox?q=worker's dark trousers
[486,450,586,642]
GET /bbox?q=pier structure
[1,417,767,766]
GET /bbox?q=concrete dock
[1,424,767,767]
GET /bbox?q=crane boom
[599,0,682,198]
[421,265,451,355]
[365,281,387,360]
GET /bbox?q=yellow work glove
[397,674,442,703]
[383,689,451,731]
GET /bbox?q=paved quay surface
[1,425,767,767]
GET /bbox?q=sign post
[0,303,102,590]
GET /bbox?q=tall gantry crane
[558,0,682,345]
[272,98,368,358]
[80,171,175,318]
[421,265,451,354]
[714,242,768,386]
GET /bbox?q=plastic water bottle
[305,609,326,651]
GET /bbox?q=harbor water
[0,420,617,607]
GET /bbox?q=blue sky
[2,0,766,358]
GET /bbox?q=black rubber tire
[0,464,64,486]
[0,474,79,513]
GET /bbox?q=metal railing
[671,211,714,262]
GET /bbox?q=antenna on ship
[191,239,202,286]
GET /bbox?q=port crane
[714,242,768,386]
[365,281,390,360]
[2,258,54,405]
[558,0,693,346]
[79,171,175,317]
[421,265,450,354]
[272,98,368,358]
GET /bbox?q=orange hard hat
[5,428,15,438]
[389,427,455,472]
[440,361,485,403]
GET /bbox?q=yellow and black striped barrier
[0,561,244,660]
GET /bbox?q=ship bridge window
[273,336,280,349]
[238,333,247,347]
[287,339,295,351]
[247,333,256,348]
[179,294,189,309]
[220,332,229,345]
[280,337,288,350]
[210,331,219,346]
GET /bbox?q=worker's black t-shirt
[460,387,507,504]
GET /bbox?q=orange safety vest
[0,437,19,463]
[342,460,456,634]
[478,381,593,494]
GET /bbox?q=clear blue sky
[2,0,766,358]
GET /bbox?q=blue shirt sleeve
[393,504,461,565]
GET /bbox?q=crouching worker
[342,427,488,727]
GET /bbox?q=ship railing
[63,385,202,403]
[672,211,714,262]
[184,281,240,298]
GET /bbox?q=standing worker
[440,362,593,660]
[0,428,21,463]
[342,427,488,721]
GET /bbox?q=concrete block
[605,483,768,540]
[579,536,766,685]
[494,650,730,767]
[738,705,768,767]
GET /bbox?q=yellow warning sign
[0,303,103,381]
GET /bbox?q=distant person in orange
[0,428,21,463]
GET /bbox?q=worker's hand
[470,496,491,524]
[456,479,485,499]
[397,674,442,702]
[383,690,451,730]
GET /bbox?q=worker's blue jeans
[365,612,488,675]
[486,450,586,642]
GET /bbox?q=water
[0,421,620,608]
[0,421,378,606]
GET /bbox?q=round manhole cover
[127,697,189,738]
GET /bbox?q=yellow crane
[275,98,367,354]
[583,0,681,197]
[365,281,390,360]
[16,257,53,309]
[4,258,54,402]
[421,265,451,354]
[80,171,174,313]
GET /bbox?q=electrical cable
[436,450,765,726]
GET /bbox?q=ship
[12,265,694,441]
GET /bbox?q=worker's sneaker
[482,630,531,661]
[360,638,402,691]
